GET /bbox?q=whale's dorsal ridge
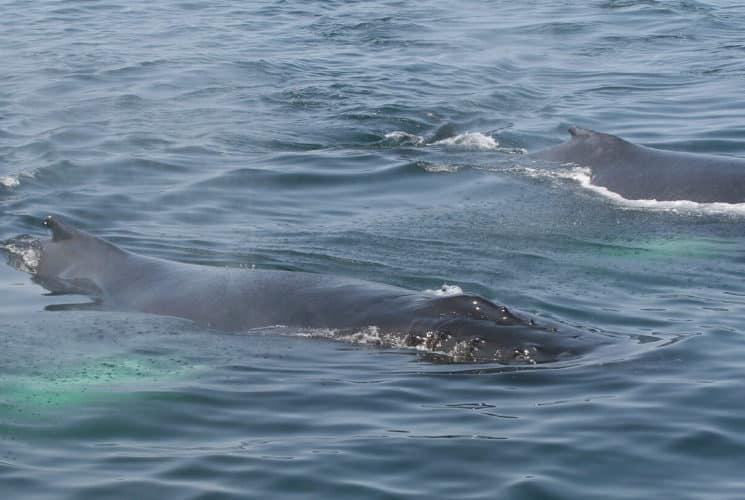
[567,126,630,147]
[567,126,631,146]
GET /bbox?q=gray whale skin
[531,127,745,203]
[33,216,604,363]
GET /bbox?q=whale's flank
[530,127,745,203]
[29,216,608,363]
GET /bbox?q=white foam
[0,236,41,274]
[292,326,396,347]
[291,325,459,359]
[423,283,464,296]
[432,132,499,150]
[0,175,20,187]
[384,131,425,146]
[0,169,35,188]
[336,325,387,345]
[418,162,461,173]
[385,129,526,154]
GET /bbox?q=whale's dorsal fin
[42,215,127,256]
[43,215,80,242]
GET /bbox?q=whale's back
[531,127,745,203]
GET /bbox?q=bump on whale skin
[31,216,608,363]
[530,127,745,203]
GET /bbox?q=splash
[416,161,462,173]
[294,326,479,361]
[423,283,464,296]
[385,129,525,153]
[0,235,42,274]
[384,131,425,146]
[0,170,34,188]
[432,132,500,150]
[0,175,20,187]
[289,322,540,364]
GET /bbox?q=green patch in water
[0,355,202,415]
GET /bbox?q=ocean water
[2,0,745,498]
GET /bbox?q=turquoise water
[3,1,745,498]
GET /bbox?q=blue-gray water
[2,1,745,498]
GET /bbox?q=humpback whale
[22,216,606,363]
[530,127,745,203]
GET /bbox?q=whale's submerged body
[25,216,606,363]
[531,127,745,203]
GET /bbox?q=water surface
[2,1,745,498]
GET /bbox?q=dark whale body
[30,216,606,363]
[531,127,745,203]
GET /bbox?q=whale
[530,127,745,203]
[20,216,607,364]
